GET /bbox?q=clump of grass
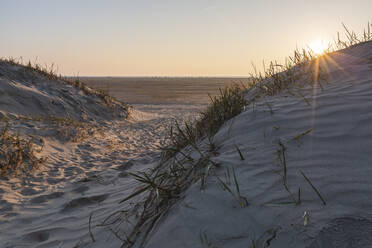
[162,83,248,160]
[335,22,372,49]
[0,120,45,177]
[113,135,220,246]
[249,48,329,101]
[248,22,372,104]
[200,84,249,136]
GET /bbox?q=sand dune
[139,41,372,247]
[1,41,372,248]
[0,62,199,247]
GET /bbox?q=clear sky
[1,0,371,76]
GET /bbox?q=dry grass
[0,119,45,177]
[105,23,371,246]
[162,83,248,160]
[17,115,99,142]
[0,58,130,112]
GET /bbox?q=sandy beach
[0,61,239,247]
[1,5,372,245]
[1,40,371,247]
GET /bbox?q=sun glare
[308,40,328,55]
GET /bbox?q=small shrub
[0,120,45,177]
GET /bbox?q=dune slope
[141,42,372,248]
[0,62,199,248]
[0,61,128,121]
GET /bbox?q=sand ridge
[0,41,372,247]
[0,61,200,247]
[141,41,372,248]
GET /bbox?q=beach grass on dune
[110,23,372,247]
[0,57,133,177]
[0,58,130,112]
[0,118,45,177]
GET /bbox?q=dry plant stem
[292,129,313,141]
[216,167,248,208]
[300,170,326,206]
[278,141,300,205]
[235,144,245,160]
[89,212,96,243]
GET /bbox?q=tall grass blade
[235,145,245,160]
[300,170,326,205]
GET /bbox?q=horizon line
[64,75,252,78]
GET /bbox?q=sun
[308,40,328,55]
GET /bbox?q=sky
[1,0,371,76]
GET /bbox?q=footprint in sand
[116,160,134,171]
[30,192,65,204]
[61,194,108,212]
[20,187,41,196]
[22,229,50,243]
[71,185,90,194]
[0,199,13,212]
[308,217,372,248]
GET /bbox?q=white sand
[139,42,372,247]
[1,41,372,248]
[0,62,199,247]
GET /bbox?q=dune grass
[216,167,249,208]
[0,118,45,177]
[110,23,372,247]
[107,23,370,246]
[277,141,301,206]
[0,58,130,112]
[300,170,326,206]
[17,115,98,142]
[161,83,248,160]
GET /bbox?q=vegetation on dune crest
[0,58,130,112]
[0,58,130,177]
[106,23,372,247]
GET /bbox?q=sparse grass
[251,239,257,248]
[300,170,326,206]
[0,58,130,112]
[277,141,300,205]
[216,167,248,208]
[292,128,313,141]
[0,119,45,177]
[111,23,371,246]
[89,212,96,243]
[200,230,218,248]
[161,83,249,160]
[17,115,98,142]
[116,141,220,246]
[234,144,245,160]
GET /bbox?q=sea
[81,77,251,116]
